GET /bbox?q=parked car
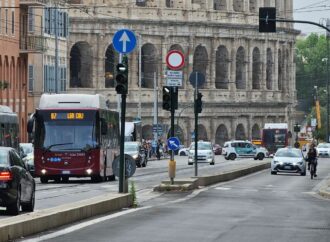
[316,143,330,157]
[124,141,147,167]
[188,141,215,165]
[222,140,267,160]
[0,147,35,215]
[18,143,33,158]
[178,147,189,156]
[271,147,306,176]
[213,144,222,155]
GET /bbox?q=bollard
[168,159,176,184]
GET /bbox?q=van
[222,140,267,160]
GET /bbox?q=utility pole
[326,19,330,142]
[54,2,59,93]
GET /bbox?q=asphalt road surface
[22,157,330,242]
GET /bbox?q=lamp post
[327,20,330,142]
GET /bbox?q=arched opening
[214,0,226,10]
[285,49,290,90]
[278,49,282,90]
[193,45,208,89]
[141,43,158,88]
[252,124,261,140]
[266,48,273,90]
[104,44,118,88]
[252,47,261,90]
[70,42,93,88]
[235,124,246,140]
[215,124,229,146]
[236,47,246,89]
[197,124,208,141]
[216,45,229,89]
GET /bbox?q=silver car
[316,143,330,157]
[271,147,306,176]
[188,141,215,165]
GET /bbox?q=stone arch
[266,48,273,90]
[141,43,158,88]
[104,44,118,88]
[214,0,226,10]
[216,45,229,89]
[215,124,229,146]
[235,124,246,140]
[70,42,93,88]
[197,124,208,141]
[249,0,257,12]
[233,0,243,12]
[236,46,246,89]
[278,49,283,90]
[167,125,184,144]
[252,47,261,90]
[193,45,208,89]
[142,124,153,140]
[252,124,261,140]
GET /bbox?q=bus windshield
[35,120,98,152]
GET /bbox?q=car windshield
[190,142,212,150]
[0,150,8,166]
[318,144,330,148]
[124,144,138,152]
[20,144,33,155]
[275,149,302,158]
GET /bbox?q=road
[0,155,265,218]
[21,157,330,242]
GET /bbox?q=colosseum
[67,0,298,146]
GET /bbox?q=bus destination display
[50,112,85,120]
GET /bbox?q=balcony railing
[20,35,47,53]
[19,0,47,6]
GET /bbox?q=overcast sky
[293,0,330,34]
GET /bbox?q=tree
[296,34,328,112]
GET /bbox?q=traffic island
[153,161,270,192]
[318,179,330,199]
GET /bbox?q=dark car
[213,144,222,155]
[124,142,147,167]
[0,147,35,215]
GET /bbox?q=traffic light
[163,86,171,111]
[195,92,203,113]
[115,58,128,94]
[259,7,276,33]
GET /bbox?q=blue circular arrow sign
[113,29,137,54]
[167,137,181,151]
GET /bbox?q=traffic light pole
[169,87,176,185]
[194,83,198,177]
[119,93,127,193]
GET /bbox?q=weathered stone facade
[67,0,298,146]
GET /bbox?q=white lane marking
[215,187,232,190]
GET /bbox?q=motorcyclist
[307,142,318,177]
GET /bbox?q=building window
[28,8,34,32]
[5,9,8,34]
[136,0,146,7]
[28,65,34,92]
[0,2,2,34]
[11,10,14,35]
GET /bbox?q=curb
[0,193,132,242]
[318,180,330,199]
[154,162,270,191]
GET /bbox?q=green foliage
[129,181,138,208]
[307,106,326,141]
[296,34,328,111]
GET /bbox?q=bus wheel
[62,177,69,183]
[54,177,61,183]
[40,177,48,184]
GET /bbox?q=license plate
[284,165,291,169]
[62,171,70,174]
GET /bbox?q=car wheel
[7,187,21,215]
[257,153,265,160]
[180,151,186,156]
[271,171,277,175]
[188,162,193,165]
[253,157,258,160]
[210,161,215,165]
[40,177,48,184]
[301,170,306,176]
[225,156,230,160]
[22,186,35,212]
[229,153,236,160]
[62,177,69,183]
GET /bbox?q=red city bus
[262,123,289,155]
[27,94,119,183]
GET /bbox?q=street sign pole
[169,86,176,184]
[194,72,198,177]
[119,93,127,193]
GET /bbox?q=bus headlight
[86,169,93,175]
[41,169,47,174]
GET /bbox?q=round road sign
[166,50,185,70]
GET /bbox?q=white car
[188,141,215,165]
[271,147,306,176]
[316,143,330,157]
[222,140,267,160]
